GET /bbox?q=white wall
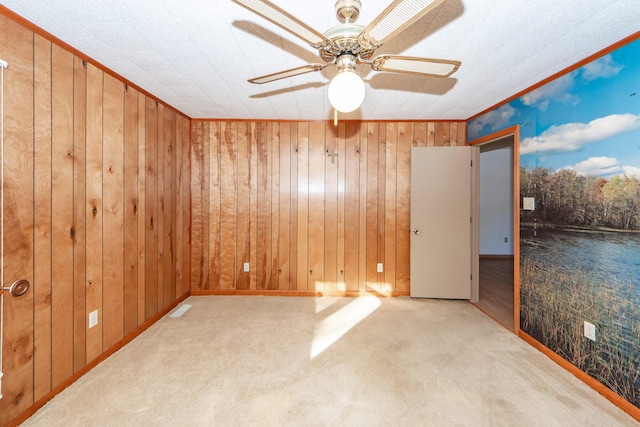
[479,147,513,255]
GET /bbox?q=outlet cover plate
[243,262,250,272]
[89,310,98,328]
[584,321,596,341]
[377,263,383,273]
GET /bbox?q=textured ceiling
[2,0,639,121]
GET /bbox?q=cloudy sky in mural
[469,39,640,177]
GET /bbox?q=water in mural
[470,38,640,407]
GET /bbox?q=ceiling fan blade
[248,63,330,84]
[362,0,445,46]
[231,0,332,49]
[371,55,460,77]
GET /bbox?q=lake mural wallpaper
[469,36,640,409]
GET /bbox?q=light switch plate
[523,197,535,211]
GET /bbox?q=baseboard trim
[8,292,190,427]
[519,331,640,422]
[191,289,410,297]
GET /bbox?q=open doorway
[469,126,520,333]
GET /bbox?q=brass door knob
[1,279,30,297]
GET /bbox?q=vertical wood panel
[182,118,191,295]
[377,125,386,288]
[324,124,338,291]
[278,123,291,290]
[220,122,237,289]
[396,123,412,293]
[444,122,452,146]
[358,123,368,291]
[415,122,426,147]
[336,123,346,291]
[434,122,446,146]
[236,122,251,290]
[208,122,222,290]
[450,122,458,146]
[427,122,435,146]
[457,121,467,146]
[144,98,158,319]
[136,93,146,325]
[162,107,174,306]
[308,122,325,290]
[256,122,271,290]
[102,74,125,350]
[170,113,178,300]
[123,85,139,336]
[344,122,360,291]
[156,104,165,309]
[51,43,75,385]
[366,123,379,289]
[173,115,184,297]
[33,33,52,401]
[384,123,397,292]
[296,124,309,290]
[249,123,258,291]
[270,123,280,289]
[85,63,103,363]
[190,121,204,290]
[72,56,87,373]
[289,124,299,290]
[0,17,35,421]
[181,116,191,295]
[308,122,327,290]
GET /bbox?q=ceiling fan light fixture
[328,69,365,113]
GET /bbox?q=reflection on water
[521,228,640,302]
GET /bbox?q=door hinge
[470,160,473,167]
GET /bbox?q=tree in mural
[520,167,640,230]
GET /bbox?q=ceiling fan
[231,0,461,113]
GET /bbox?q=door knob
[1,279,30,297]
[411,229,420,235]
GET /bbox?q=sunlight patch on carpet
[310,296,381,359]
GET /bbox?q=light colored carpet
[22,296,638,426]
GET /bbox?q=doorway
[469,127,520,332]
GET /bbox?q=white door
[410,146,479,299]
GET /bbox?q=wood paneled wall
[0,14,190,425]
[191,120,466,294]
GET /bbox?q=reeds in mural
[520,257,640,406]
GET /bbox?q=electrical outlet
[504,237,509,243]
[243,262,250,272]
[584,321,596,341]
[377,263,383,273]
[89,310,98,328]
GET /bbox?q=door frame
[468,125,520,334]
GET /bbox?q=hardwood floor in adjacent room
[474,257,515,331]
